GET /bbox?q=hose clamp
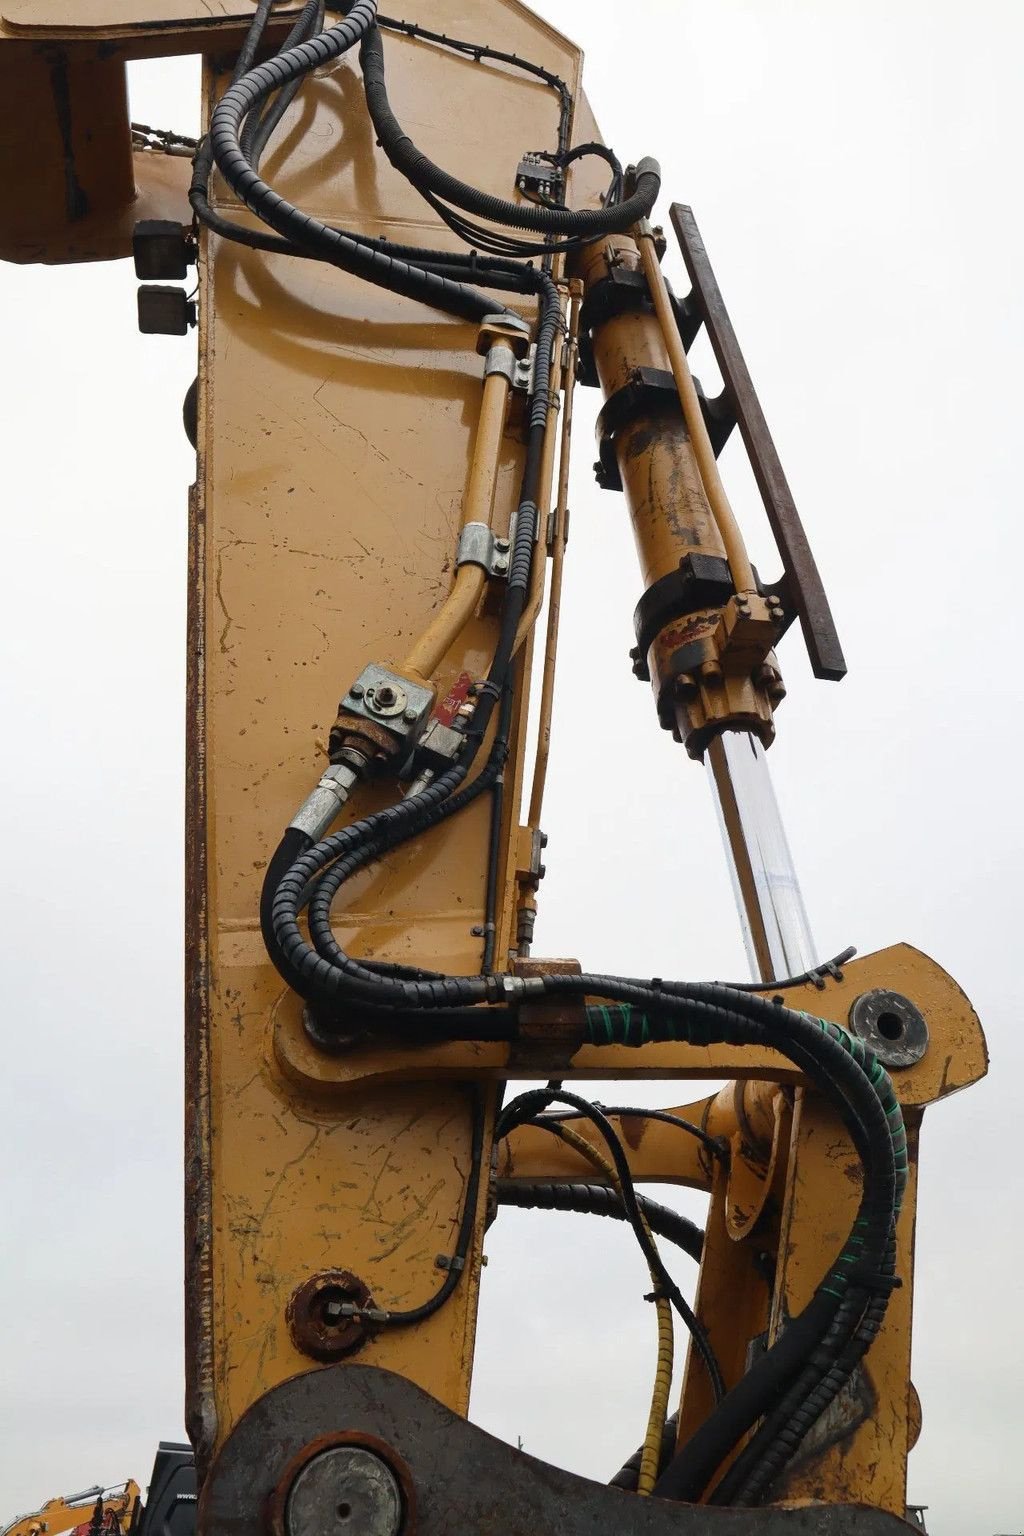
[483,345,517,385]
[456,522,509,577]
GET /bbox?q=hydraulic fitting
[328,662,435,773]
[288,759,365,842]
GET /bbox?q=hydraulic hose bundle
[191,0,904,1509]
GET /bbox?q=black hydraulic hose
[241,0,325,169]
[480,683,513,974]
[653,1289,840,1501]
[374,12,573,158]
[611,1412,679,1492]
[376,1089,487,1326]
[716,1234,897,1505]
[260,825,311,983]
[495,1180,704,1263]
[273,311,560,1005]
[360,25,661,236]
[208,4,525,323]
[546,1104,725,1165]
[499,1091,726,1403]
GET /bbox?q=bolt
[375,685,396,708]
[403,708,418,724]
[284,1448,403,1536]
[349,683,365,700]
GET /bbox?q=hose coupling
[288,760,364,841]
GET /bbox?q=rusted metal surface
[509,956,585,1069]
[669,203,847,683]
[202,1363,915,1536]
[286,1270,378,1364]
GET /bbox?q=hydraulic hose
[360,25,661,237]
[207,3,526,322]
[531,1118,675,1497]
[494,1180,704,1263]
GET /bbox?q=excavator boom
[0,4,985,1534]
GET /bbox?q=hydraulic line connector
[328,662,435,774]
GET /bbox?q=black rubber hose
[610,1412,679,1492]
[652,1289,838,1502]
[360,25,660,236]
[498,1091,726,1403]
[495,1179,704,1263]
[208,4,522,323]
[377,1089,486,1325]
[241,0,324,169]
[260,825,312,982]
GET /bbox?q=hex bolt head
[285,1448,403,1536]
[403,708,418,724]
[375,685,396,707]
[349,683,365,700]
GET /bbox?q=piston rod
[705,729,815,983]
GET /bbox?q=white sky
[2,4,1022,1534]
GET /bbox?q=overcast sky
[2,4,1022,1534]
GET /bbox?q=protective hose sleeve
[361,25,660,235]
[652,1290,838,1502]
[208,2,517,322]
[495,1180,704,1262]
[610,1413,679,1492]
[260,827,313,981]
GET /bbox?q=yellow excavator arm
[0,4,984,1534]
[3,1484,141,1536]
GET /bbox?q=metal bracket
[202,1364,914,1536]
[669,203,846,682]
[593,366,734,492]
[513,344,537,396]
[456,522,510,577]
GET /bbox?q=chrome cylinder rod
[705,730,816,983]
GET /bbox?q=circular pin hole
[876,1012,904,1041]
[336,1503,351,1521]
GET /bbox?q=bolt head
[349,683,365,700]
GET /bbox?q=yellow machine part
[181,1,613,1472]
[0,0,990,1522]
[2,1484,141,1536]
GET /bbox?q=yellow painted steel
[402,332,517,681]
[2,1485,141,1536]
[0,0,991,1521]
[183,3,590,1473]
[634,218,757,596]
[573,236,728,597]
